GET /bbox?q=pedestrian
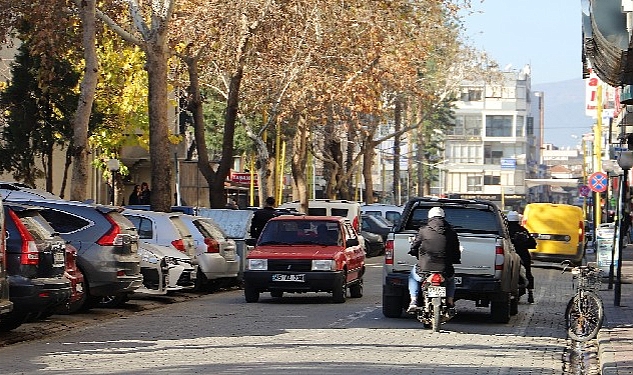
[128,185,141,205]
[139,182,151,204]
[249,196,277,240]
[407,206,461,313]
[506,210,538,303]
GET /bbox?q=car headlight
[247,258,268,271]
[312,259,335,271]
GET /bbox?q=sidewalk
[590,245,633,375]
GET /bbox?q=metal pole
[615,168,628,306]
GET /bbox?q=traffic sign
[578,185,591,197]
[588,172,608,193]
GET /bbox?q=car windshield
[258,220,340,246]
[407,206,500,234]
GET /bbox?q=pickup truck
[243,215,365,303]
[382,197,522,323]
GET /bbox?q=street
[0,258,596,374]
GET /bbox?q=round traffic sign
[578,185,591,197]
[588,172,608,193]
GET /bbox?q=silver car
[136,242,195,295]
[179,214,240,290]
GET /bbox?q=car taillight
[429,273,444,286]
[171,239,186,253]
[204,237,220,253]
[97,214,123,246]
[385,240,394,265]
[65,245,78,271]
[9,210,39,265]
[578,221,584,244]
[495,244,504,271]
[353,216,360,233]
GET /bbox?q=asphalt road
[0,257,598,374]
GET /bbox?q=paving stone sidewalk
[591,245,633,375]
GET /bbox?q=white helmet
[507,211,520,222]
[428,207,445,218]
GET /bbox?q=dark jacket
[508,221,537,264]
[249,207,277,239]
[408,217,461,277]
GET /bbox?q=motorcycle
[413,271,455,332]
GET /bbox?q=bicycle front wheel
[565,290,604,342]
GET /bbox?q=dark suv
[6,198,143,311]
[1,203,71,330]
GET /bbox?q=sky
[462,0,583,85]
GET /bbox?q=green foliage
[201,89,253,158]
[0,40,79,184]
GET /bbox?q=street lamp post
[106,159,121,206]
[615,151,633,306]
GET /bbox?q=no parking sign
[588,172,608,193]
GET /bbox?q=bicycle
[562,260,604,342]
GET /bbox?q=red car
[56,244,85,314]
[243,215,365,303]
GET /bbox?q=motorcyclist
[407,206,461,314]
[506,211,537,303]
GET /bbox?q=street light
[106,158,121,206]
[615,151,633,306]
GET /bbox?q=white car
[178,214,240,290]
[136,242,195,295]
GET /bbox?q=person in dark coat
[249,196,277,239]
[128,185,141,205]
[506,211,538,303]
[407,206,461,313]
[139,182,151,204]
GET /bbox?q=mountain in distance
[533,79,595,149]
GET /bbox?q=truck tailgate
[391,231,498,276]
[454,233,498,276]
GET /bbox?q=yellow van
[522,203,585,264]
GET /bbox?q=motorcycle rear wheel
[431,300,441,332]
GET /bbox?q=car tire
[244,284,260,303]
[0,311,25,332]
[510,294,519,316]
[349,279,363,298]
[332,274,347,303]
[382,294,403,318]
[270,290,283,298]
[491,292,511,323]
[194,269,209,292]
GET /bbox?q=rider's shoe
[447,307,457,317]
[406,303,417,314]
[527,291,534,303]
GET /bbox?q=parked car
[136,242,195,295]
[360,230,385,257]
[360,214,392,241]
[55,244,86,314]
[179,214,240,290]
[277,199,362,233]
[0,201,14,329]
[0,181,62,200]
[1,202,71,330]
[122,209,197,261]
[361,204,403,226]
[243,215,365,303]
[5,198,143,311]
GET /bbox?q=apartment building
[443,66,543,211]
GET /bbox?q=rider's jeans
[408,266,455,299]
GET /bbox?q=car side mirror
[346,238,359,247]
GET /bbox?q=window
[516,116,524,137]
[527,117,534,135]
[460,87,483,101]
[451,115,482,136]
[484,145,504,164]
[467,176,482,192]
[39,209,91,234]
[485,115,513,137]
[126,216,153,239]
[447,142,481,164]
[484,175,501,185]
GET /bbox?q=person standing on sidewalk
[507,211,538,303]
[249,196,277,240]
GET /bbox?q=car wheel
[510,294,519,316]
[244,284,260,303]
[349,279,363,298]
[194,269,209,292]
[0,311,25,332]
[382,295,403,318]
[332,274,347,303]
[270,290,283,298]
[491,292,511,323]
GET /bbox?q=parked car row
[0,191,242,331]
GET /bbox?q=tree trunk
[363,141,375,204]
[70,0,98,202]
[393,98,402,204]
[291,115,309,207]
